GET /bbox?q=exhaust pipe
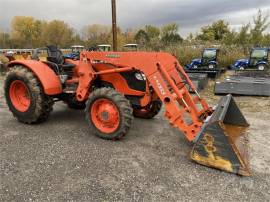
[190,94,251,176]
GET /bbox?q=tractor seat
[47,45,64,65]
[46,45,75,68]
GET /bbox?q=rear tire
[256,64,268,71]
[4,66,53,124]
[85,88,133,140]
[133,100,162,119]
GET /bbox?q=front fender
[188,59,201,69]
[185,64,192,69]
[191,59,201,65]
[7,60,62,95]
[208,61,217,65]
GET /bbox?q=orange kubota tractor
[4,45,251,176]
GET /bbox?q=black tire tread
[256,63,269,71]
[85,87,133,140]
[4,66,53,124]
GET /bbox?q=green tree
[250,10,270,46]
[212,20,230,40]
[0,32,11,48]
[160,23,183,46]
[186,33,194,43]
[145,25,160,39]
[43,20,74,47]
[71,33,84,46]
[135,29,149,48]
[262,34,270,46]
[145,25,160,50]
[196,27,215,41]
[10,16,42,48]
[222,30,238,46]
[234,24,251,53]
[82,24,111,47]
[197,20,230,42]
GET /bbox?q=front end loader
[4,46,251,176]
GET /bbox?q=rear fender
[256,61,268,66]
[7,60,62,95]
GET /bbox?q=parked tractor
[64,45,85,60]
[4,45,251,176]
[4,50,16,62]
[89,44,112,52]
[123,43,138,51]
[231,47,269,71]
[185,48,220,70]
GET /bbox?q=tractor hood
[64,52,79,59]
[185,58,202,69]
[192,58,202,63]
[231,58,249,69]
[235,59,249,63]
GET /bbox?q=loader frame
[74,52,212,141]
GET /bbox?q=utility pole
[111,0,117,51]
[3,33,6,48]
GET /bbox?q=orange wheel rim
[9,80,30,112]
[90,98,120,133]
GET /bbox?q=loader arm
[83,51,212,142]
[81,51,251,176]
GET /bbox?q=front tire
[208,64,216,69]
[4,66,53,124]
[239,66,245,70]
[85,88,133,140]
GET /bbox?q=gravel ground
[0,74,270,201]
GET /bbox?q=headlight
[135,72,146,81]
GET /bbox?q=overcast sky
[1,0,270,37]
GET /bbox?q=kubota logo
[153,76,166,95]
[106,54,120,58]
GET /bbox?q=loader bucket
[190,94,251,176]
